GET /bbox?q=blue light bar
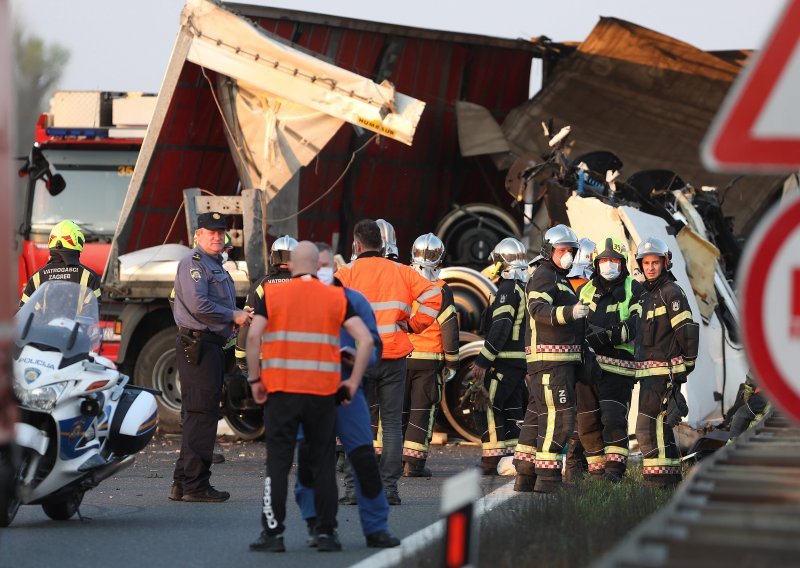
[45,127,110,138]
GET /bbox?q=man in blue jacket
[291,243,400,549]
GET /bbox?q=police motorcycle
[1,281,158,526]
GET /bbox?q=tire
[0,448,26,528]
[223,412,265,441]
[135,327,182,433]
[42,491,84,521]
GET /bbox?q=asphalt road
[1,434,510,567]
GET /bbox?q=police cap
[197,212,227,231]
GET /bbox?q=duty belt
[178,326,228,347]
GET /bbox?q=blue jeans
[295,386,389,536]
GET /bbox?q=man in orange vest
[335,220,442,505]
[246,241,374,553]
[402,233,459,478]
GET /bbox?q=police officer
[472,238,528,475]
[402,233,459,478]
[170,212,252,502]
[513,225,588,493]
[578,237,646,482]
[234,235,297,371]
[634,237,698,488]
[20,220,101,306]
[246,242,374,553]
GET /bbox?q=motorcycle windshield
[16,281,101,358]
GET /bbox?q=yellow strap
[656,412,666,459]
[605,446,629,456]
[642,457,681,467]
[256,285,264,299]
[437,304,457,324]
[79,269,90,287]
[480,345,497,362]
[492,305,514,318]
[526,352,582,363]
[557,283,575,295]
[646,306,667,319]
[528,291,553,304]
[555,306,567,325]
[33,273,41,289]
[512,284,526,340]
[542,374,556,453]
[487,378,499,444]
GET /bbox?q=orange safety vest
[409,278,447,357]
[259,275,346,396]
[336,256,442,359]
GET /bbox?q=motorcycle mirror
[46,172,66,196]
[21,312,34,341]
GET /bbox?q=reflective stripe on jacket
[260,276,347,395]
[408,280,459,367]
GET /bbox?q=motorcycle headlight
[17,382,68,412]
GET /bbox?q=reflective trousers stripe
[542,374,556,453]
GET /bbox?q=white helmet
[270,235,298,267]
[490,237,529,281]
[376,219,399,259]
[411,233,445,282]
[567,237,596,279]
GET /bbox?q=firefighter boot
[534,473,563,494]
[402,461,432,478]
[514,473,536,492]
[563,437,587,485]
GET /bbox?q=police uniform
[171,212,238,500]
[634,272,698,487]
[578,272,645,478]
[20,250,101,307]
[513,260,584,490]
[234,268,293,370]
[474,277,527,472]
[402,281,459,471]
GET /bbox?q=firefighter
[335,220,442,505]
[20,220,101,306]
[402,233,459,477]
[471,238,528,475]
[513,224,587,493]
[634,237,698,488]
[578,237,646,482]
[246,241,374,553]
[235,235,298,372]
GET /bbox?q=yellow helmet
[48,220,85,252]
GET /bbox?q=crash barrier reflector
[440,468,480,568]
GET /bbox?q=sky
[11,0,788,94]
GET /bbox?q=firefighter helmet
[567,237,596,279]
[594,237,627,269]
[411,233,445,268]
[541,224,579,260]
[270,235,298,267]
[48,220,85,252]
[376,219,398,258]
[635,236,672,270]
[224,232,234,251]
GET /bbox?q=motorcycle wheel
[224,412,265,441]
[42,491,84,521]
[0,448,28,528]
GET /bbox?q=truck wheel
[42,491,84,521]
[440,341,484,443]
[135,327,182,433]
[224,412,265,441]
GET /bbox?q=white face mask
[221,251,229,263]
[599,262,621,281]
[317,266,334,285]
[559,252,574,270]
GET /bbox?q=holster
[179,332,203,365]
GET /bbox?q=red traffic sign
[703,0,800,172]
[740,192,800,423]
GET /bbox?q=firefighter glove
[664,389,689,427]
[743,382,755,403]
[571,301,589,320]
[586,329,613,350]
[460,378,489,411]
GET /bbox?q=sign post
[702,0,800,172]
[440,468,480,568]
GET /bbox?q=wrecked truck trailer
[103,0,426,433]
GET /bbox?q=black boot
[514,474,536,492]
[249,533,286,552]
[534,475,562,494]
[403,461,432,478]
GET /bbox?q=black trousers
[513,365,577,479]
[173,337,223,493]
[636,377,681,479]
[262,392,338,536]
[477,364,526,466]
[598,372,635,474]
[402,365,442,465]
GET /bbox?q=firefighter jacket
[408,280,459,370]
[577,274,646,376]
[525,261,584,374]
[235,268,292,363]
[335,252,442,359]
[255,274,357,395]
[475,277,526,370]
[21,250,101,307]
[634,273,699,381]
